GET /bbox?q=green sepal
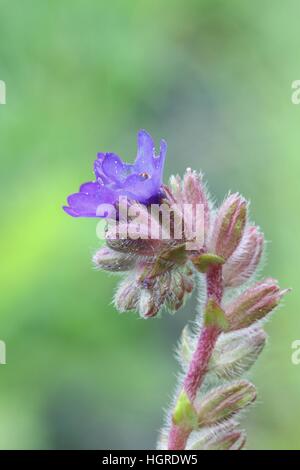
[204,299,229,331]
[139,244,187,281]
[172,390,198,429]
[192,253,225,273]
[159,244,187,265]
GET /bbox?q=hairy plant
[64,129,289,450]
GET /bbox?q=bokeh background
[0,0,298,450]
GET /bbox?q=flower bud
[182,169,210,240]
[197,380,256,427]
[209,193,247,260]
[223,225,264,287]
[166,273,186,311]
[182,273,194,294]
[138,289,160,318]
[114,276,139,312]
[205,430,246,450]
[106,223,162,256]
[188,421,246,450]
[178,326,194,367]
[209,327,267,379]
[225,278,289,331]
[93,246,135,272]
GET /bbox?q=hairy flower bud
[225,278,289,331]
[178,326,194,367]
[209,327,267,379]
[188,421,246,450]
[114,276,139,311]
[223,225,264,287]
[182,169,210,241]
[197,380,256,427]
[209,193,247,260]
[139,289,159,318]
[166,271,188,311]
[93,246,135,272]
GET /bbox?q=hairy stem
[167,265,223,450]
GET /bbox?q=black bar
[0,449,297,465]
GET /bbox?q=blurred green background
[0,0,298,450]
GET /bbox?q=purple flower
[63,129,167,217]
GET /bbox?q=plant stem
[167,265,223,450]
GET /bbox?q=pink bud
[106,222,163,256]
[182,169,210,240]
[93,246,135,272]
[197,380,256,427]
[209,193,247,260]
[189,421,246,450]
[223,225,264,287]
[225,278,289,330]
[139,289,160,318]
[114,276,139,312]
[205,430,246,451]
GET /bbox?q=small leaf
[172,391,198,429]
[192,253,225,273]
[204,299,229,330]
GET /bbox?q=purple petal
[63,129,167,218]
[94,153,110,184]
[121,174,159,203]
[154,138,167,172]
[63,206,81,217]
[65,187,116,217]
[134,129,155,174]
[79,181,100,194]
[101,153,133,184]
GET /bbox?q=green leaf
[204,299,229,330]
[172,391,198,429]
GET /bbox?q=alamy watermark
[0,80,6,104]
[0,340,6,364]
[291,340,300,365]
[95,196,205,251]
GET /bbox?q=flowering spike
[225,278,289,331]
[209,193,247,260]
[64,130,289,450]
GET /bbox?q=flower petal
[65,187,116,217]
[121,174,160,203]
[94,153,110,184]
[101,153,133,184]
[63,206,81,217]
[134,129,155,174]
[64,130,167,218]
[79,181,100,194]
[154,138,167,172]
